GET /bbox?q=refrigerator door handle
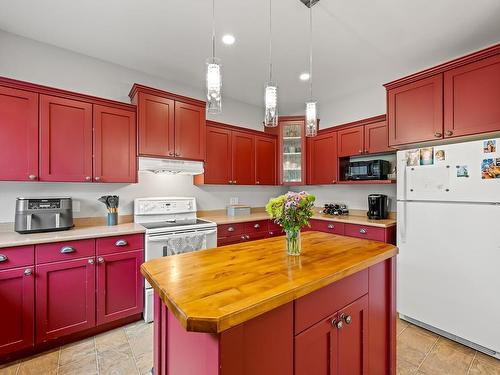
[400,201,407,244]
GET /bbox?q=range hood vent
[138,157,204,175]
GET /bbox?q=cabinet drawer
[217,235,244,246]
[36,239,95,264]
[310,219,345,235]
[294,269,368,334]
[245,220,269,233]
[218,223,245,238]
[0,245,34,270]
[344,224,385,242]
[96,234,144,255]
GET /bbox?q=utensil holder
[107,212,118,226]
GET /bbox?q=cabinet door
[39,95,93,182]
[232,131,255,185]
[36,258,95,343]
[255,135,276,185]
[281,120,306,185]
[0,267,34,356]
[444,54,500,138]
[137,93,174,157]
[93,105,137,183]
[295,313,338,375]
[364,120,392,154]
[337,295,369,375]
[96,250,143,325]
[174,101,206,161]
[388,74,443,146]
[308,132,337,184]
[0,86,39,181]
[204,125,232,184]
[337,126,364,157]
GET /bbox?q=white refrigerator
[397,137,500,359]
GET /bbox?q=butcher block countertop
[0,216,145,249]
[198,208,397,228]
[141,231,398,334]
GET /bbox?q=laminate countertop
[198,208,397,228]
[141,231,398,334]
[0,222,146,249]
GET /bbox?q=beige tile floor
[1,317,499,374]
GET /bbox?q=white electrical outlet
[230,197,239,205]
[72,200,81,212]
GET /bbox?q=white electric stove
[134,197,217,323]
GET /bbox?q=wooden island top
[141,231,397,334]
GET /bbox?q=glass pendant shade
[264,83,278,127]
[305,101,318,137]
[206,57,222,114]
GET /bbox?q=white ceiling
[0,0,499,114]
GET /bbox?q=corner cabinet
[129,84,206,161]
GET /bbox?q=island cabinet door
[36,258,95,343]
[295,313,339,375]
[96,249,144,325]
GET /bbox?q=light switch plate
[230,197,239,205]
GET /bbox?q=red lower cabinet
[36,258,96,343]
[0,266,35,356]
[96,250,144,325]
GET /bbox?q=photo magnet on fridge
[406,149,420,166]
[483,140,496,153]
[420,147,434,165]
[435,149,445,161]
[481,159,500,179]
[456,165,469,178]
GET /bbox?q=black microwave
[345,160,390,180]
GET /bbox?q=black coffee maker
[367,194,389,220]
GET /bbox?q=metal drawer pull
[327,224,334,229]
[0,254,7,262]
[60,246,75,254]
[24,268,33,276]
[359,228,367,234]
[115,239,128,247]
[227,227,235,232]
[97,257,104,264]
[254,223,260,229]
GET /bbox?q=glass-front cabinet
[266,116,306,185]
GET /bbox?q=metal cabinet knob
[94,176,101,181]
[60,246,75,254]
[254,223,260,229]
[88,258,95,265]
[115,239,128,247]
[359,228,367,234]
[327,224,334,229]
[331,318,343,329]
[0,254,7,262]
[434,132,442,138]
[241,235,246,240]
[175,153,180,157]
[342,314,352,324]
[233,180,237,184]
[269,231,274,235]
[24,268,33,276]
[168,152,174,156]
[358,150,363,154]
[97,257,104,264]
[246,235,250,240]
[256,181,260,184]
[227,227,235,232]
[28,174,37,180]
[445,130,453,136]
[85,176,91,181]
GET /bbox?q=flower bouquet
[265,191,316,255]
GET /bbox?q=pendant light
[264,0,278,127]
[305,0,318,137]
[206,0,222,114]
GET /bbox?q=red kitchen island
[140,231,398,375]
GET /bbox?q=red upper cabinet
[94,105,137,183]
[444,54,500,138]
[232,131,255,185]
[387,74,443,146]
[35,257,96,343]
[39,95,93,182]
[255,135,276,185]
[307,131,337,185]
[202,124,232,184]
[174,101,205,161]
[364,119,392,154]
[0,86,39,181]
[337,126,364,157]
[130,84,206,161]
[137,92,174,157]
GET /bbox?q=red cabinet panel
[308,132,337,184]
[217,223,245,238]
[174,101,205,161]
[255,135,276,185]
[203,125,232,184]
[0,266,34,356]
[39,95,93,182]
[94,105,137,183]
[344,224,385,242]
[96,234,144,255]
[232,131,255,185]
[35,239,95,264]
[0,86,38,181]
[0,245,34,271]
[309,219,345,235]
[337,126,364,157]
[96,249,143,325]
[444,54,500,138]
[137,93,174,157]
[36,258,95,343]
[364,120,392,154]
[388,74,443,146]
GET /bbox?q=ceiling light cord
[269,0,273,82]
[309,0,313,100]
[212,0,216,59]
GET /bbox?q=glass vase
[285,229,301,256]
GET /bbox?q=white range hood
[138,157,204,175]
